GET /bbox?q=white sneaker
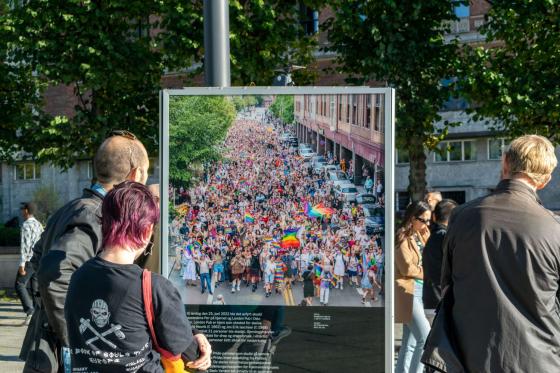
[231,287,236,293]
[237,285,241,291]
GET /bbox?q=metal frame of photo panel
[159,86,396,373]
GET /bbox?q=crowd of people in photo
[170,108,385,306]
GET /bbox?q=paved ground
[169,259,383,308]
[0,301,27,372]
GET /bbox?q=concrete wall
[0,160,161,224]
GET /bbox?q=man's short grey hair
[505,135,557,184]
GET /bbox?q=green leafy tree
[9,1,188,168]
[0,1,45,161]
[325,1,465,201]
[459,1,560,142]
[169,96,235,186]
[269,95,294,124]
[6,1,324,168]
[161,0,325,85]
[232,95,257,111]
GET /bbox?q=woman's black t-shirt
[65,256,195,372]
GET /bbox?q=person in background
[302,264,315,306]
[65,181,211,372]
[394,201,431,373]
[364,176,374,195]
[15,202,43,326]
[426,135,560,372]
[423,191,442,212]
[422,199,457,322]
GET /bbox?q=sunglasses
[108,129,137,141]
[415,217,431,225]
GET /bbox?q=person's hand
[18,265,26,276]
[186,333,212,371]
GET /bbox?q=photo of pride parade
[167,94,386,307]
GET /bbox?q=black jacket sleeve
[37,223,100,346]
[152,274,198,358]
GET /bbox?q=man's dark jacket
[438,179,560,372]
[20,188,103,372]
[423,222,447,309]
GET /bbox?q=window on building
[454,4,470,18]
[396,149,410,164]
[14,162,41,181]
[441,190,466,205]
[338,95,343,121]
[375,94,384,133]
[346,96,351,123]
[396,192,411,212]
[366,95,372,129]
[352,95,358,125]
[488,138,509,160]
[435,140,476,162]
[300,5,318,35]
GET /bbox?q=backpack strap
[141,269,182,362]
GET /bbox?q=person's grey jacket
[440,179,560,372]
[20,188,103,372]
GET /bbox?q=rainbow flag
[330,275,338,287]
[314,263,323,277]
[271,241,281,250]
[263,236,273,243]
[281,228,300,249]
[193,240,202,250]
[185,244,194,257]
[305,202,335,218]
[244,212,255,223]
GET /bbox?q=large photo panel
[160,87,395,373]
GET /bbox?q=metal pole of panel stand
[203,0,231,87]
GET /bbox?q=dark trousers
[15,262,37,315]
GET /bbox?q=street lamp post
[203,0,231,87]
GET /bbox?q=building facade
[395,111,560,211]
[293,93,385,184]
[0,159,159,224]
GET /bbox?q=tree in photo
[459,1,560,142]
[325,1,466,201]
[169,96,236,186]
[270,95,294,124]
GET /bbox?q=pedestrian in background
[424,135,560,372]
[424,191,442,212]
[395,201,431,373]
[15,202,43,326]
[422,199,457,322]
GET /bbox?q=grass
[0,289,18,302]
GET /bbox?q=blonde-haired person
[424,135,560,372]
[394,201,431,373]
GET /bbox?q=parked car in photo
[356,193,377,206]
[327,170,351,187]
[363,206,384,235]
[333,183,358,202]
[298,143,312,151]
[299,148,316,159]
[321,164,341,174]
[311,155,327,167]
[313,160,328,174]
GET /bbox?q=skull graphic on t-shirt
[91,299,110,328]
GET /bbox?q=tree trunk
[407,137,427,203]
